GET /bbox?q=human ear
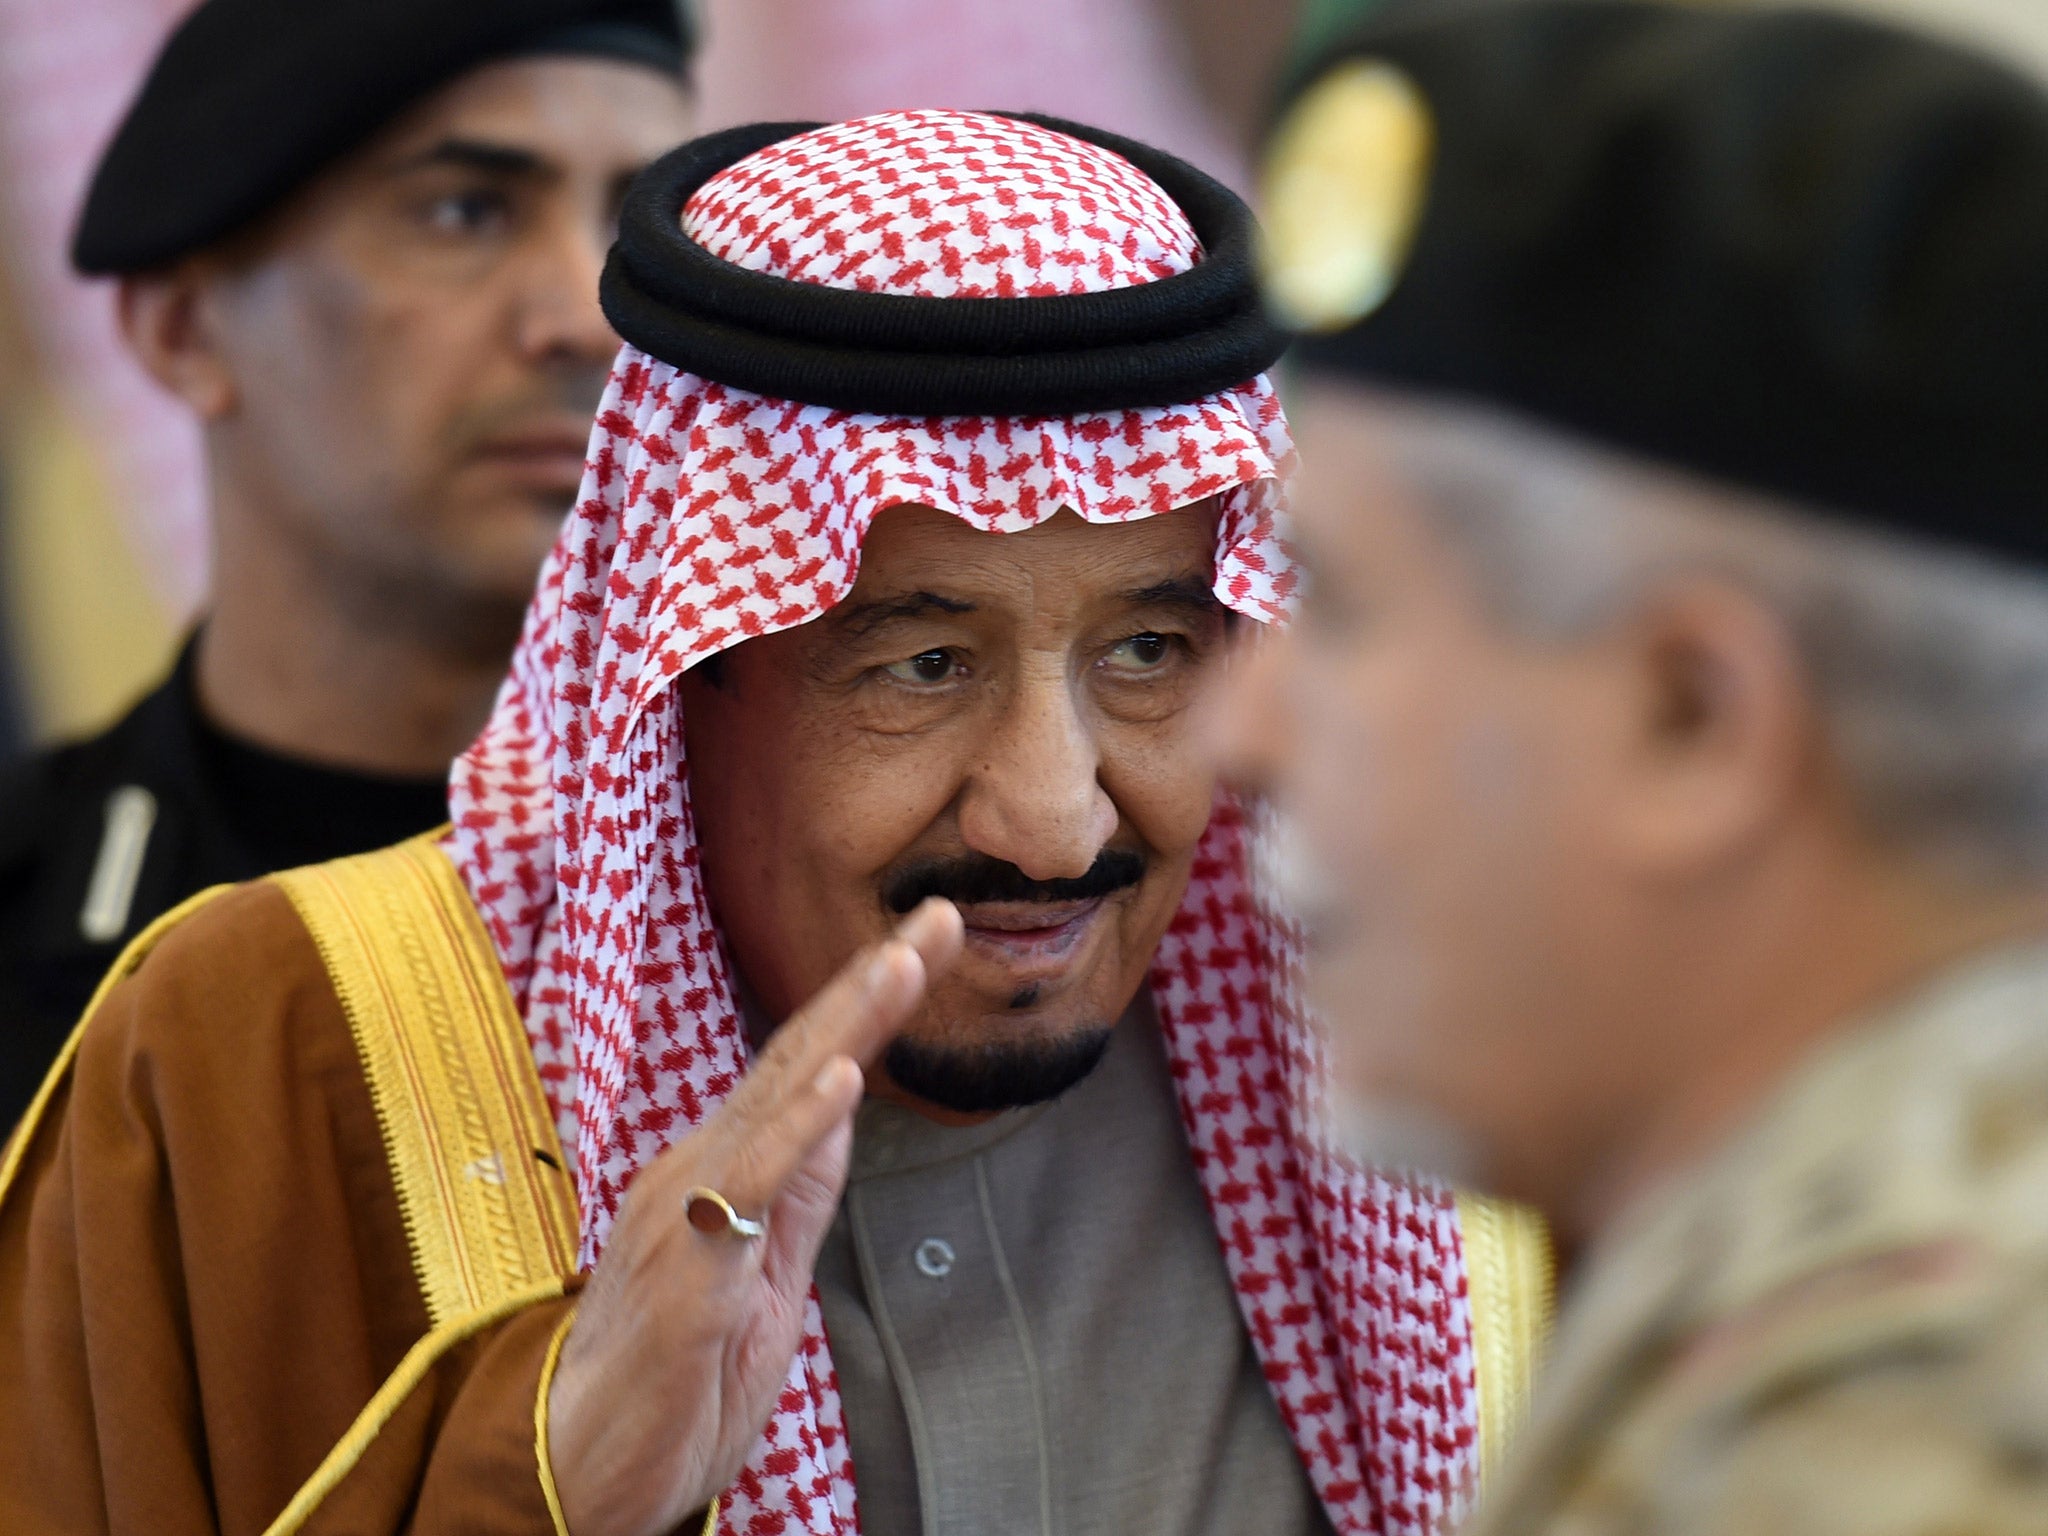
[1606,578,1818,874]
[115,268,238,419]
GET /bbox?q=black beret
[1264,0,2048,567]
[74,0,693,275]
[599,114,1289,416]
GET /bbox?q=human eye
[879,648,965,687]
[1101,632,1179,674]
[417,184,513,238]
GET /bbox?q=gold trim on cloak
[262,1276,571,1536]
[1457,1192,1557,1487]
[264,833,581,1533]
[275,832,578,1324]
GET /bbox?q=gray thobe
[814,1004,1336,1536]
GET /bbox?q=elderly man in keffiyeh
[0,109,1546,1536]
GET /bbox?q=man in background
[1229,1,2048,1530]
[0,0,694,1119]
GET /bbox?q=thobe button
[914,1237,956,1278]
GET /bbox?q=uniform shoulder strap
[1456,1192,1556,1485]
[274,833,578,1324]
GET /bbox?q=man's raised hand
[546,898,965,1536]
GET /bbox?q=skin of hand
[545,897,966,1536]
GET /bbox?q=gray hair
[1380,394,2048,886]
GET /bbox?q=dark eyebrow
[1124,574,1226,617]
[387,138,552,181]
[830,590,977,641]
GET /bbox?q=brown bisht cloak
[0,836,585,1536]
[0,833,1547,1534]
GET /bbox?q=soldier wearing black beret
[0,0,695,1121]
[1221,2,2048,1530]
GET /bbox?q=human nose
[955,662,1120,882]
[1210,625,1295,798]
[513,213,618,366]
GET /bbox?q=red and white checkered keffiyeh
[448,109,1479,1535]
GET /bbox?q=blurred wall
[692,0,1261,189]
[0,397,178,750]
[0,181,178,752]
[0,0,190,748]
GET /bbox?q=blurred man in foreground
[1228,2,2048,1531]
[0,0,694,1118]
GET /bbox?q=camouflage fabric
[1465,942,2048,1536]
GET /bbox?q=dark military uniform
[0,640,447,1122]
